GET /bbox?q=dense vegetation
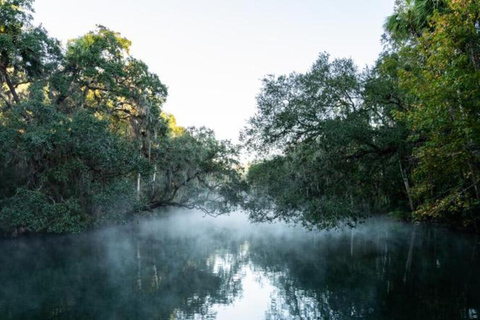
[242,0,480,231]
[2,0,480,235]
[0,0,243,234]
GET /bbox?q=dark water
[0,211,479,320]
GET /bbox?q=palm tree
[384,0,448,42]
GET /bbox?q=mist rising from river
[0,210,478,320]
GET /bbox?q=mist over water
[0,210,479,320]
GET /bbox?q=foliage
[148,126,245,215]
[384,0,448,43]
[0,188,86,234]
[0,0,242,234]
[394,0,480,228]
[3,0,480,233]
[242,0,480,231]
[242,54,412,229]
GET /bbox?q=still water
[0,210,479,320]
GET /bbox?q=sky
[33,0,396,143]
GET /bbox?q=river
[0,210,479,319]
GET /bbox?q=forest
[0,0,243,234]
[243,0,480,231]
[1,0,480,234]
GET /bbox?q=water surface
[0,210,479,319]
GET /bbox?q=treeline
[2,0,479,235]
[242,0,480,231]
[0,0,243,234]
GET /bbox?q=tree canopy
[242,54,411,229]
[0,0,243,234]
[2,0,480,234]
[242,0,480,231]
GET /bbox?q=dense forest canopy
[0,0,243,234]
[1,0,480,234]
[242,0,480,231]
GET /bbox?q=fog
[0,209,479,319]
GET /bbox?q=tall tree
[0,0,61,106]
[0,0,243,234]
[384,0,448,43]
[396,0,480,228]
[242,53,411,229]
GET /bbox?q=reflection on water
[0,210,479,320]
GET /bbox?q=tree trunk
[1,67,20,104]
[399,160,415,212]
[467,160,480,202]
[151,130,157,197]
[137,173,141,201]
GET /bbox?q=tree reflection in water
[0,211,479,320]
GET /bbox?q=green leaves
[242,54,411,229]
[148,126,244,215]
[58,26,168,141]
[384,0,448,43]
[0,0,61,107]
[0,0,242,234]
[383,0,480,228]
[0,188,87,234]
[242,53,361,154]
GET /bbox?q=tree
[395,0,480,229]
[148,127,245,215]
[384,0,448,43]
[242,53,411,229]
[0,0,243,234]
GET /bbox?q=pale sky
[33,0,395,143]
